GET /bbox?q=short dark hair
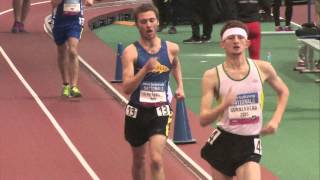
[220,20,249,38]
[133,3,159,23]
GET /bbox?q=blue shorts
[52,22,83,45]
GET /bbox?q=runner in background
[12,0,30,33]
[51,0,94,98]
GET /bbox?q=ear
[220,40,224,48]
[246,39,251,48]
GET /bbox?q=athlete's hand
[84,0,94,6]
[145,57,160,73]
[260,120,279,136]
[175,87,185,100]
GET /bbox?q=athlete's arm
[84,0,94,6]
[199,69,236,127]
[168,42,184,99]
[259,62,289,135]
[122,44,159,95]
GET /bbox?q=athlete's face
[220,34,250,56]
[136,11,159,40]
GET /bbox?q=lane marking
[183,77,202,80]
[0,1,50,15]
[181,53,225,57]
[44,16,212,180]
[0,46,100,180]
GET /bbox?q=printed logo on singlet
[139,81,166,105]
[152,64,169,74]
[63,0,81,15]
[228,92,261,125]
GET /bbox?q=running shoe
[201,35,211,43]
[70,86,82,98]
[11,21,19,33]
[275,26,283,31]
[11,21,27,33]
[284,26,293,31]
[168,26,177,34]
[183,36,202,44]
[61,84,71,97]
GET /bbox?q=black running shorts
[124,103,173,147]
[201,127,262,176]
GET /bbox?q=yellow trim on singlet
[165,111,173,137]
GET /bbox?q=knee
[68,46,78,59]
[133,154,146,168]
[150,154,163,171]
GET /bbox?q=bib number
[254,138,262,155]
[156,105,170,117]
[63,0,81,15]
[139,82,166,104]
[207,129,221,145]
[125,105,138,118]
[228,92,261,125]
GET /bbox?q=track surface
[0,0,198,179]
[0,0,316,179]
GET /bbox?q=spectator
[152,0,178,34]
[273,0,293,31]
[183,0,214,43]
[12,0,30,33]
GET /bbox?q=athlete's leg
[149,134,167,180]
[131,145,147,180]
[211,167,232,180]
[315,0,320,27]
[272,0,281,26]
[12,0,22,22]
[57,43,69,85]
[284,0,293,26]
[67,37,80,87]
[235,161,261,180]
[21,0,31,23]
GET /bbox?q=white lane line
[183,77,202,80]
[0,1,50,15]
[0,46,100,180]
[181,53,225,57]
[43,7,212,180]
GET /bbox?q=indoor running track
[0,0,198,179]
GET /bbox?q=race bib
[125,105,138,118]
[64,0,81,15]
[207,129,221,145]
[139,82,166,104]
[228,92,261,125]
[156,105,170,116]
[254,138,262,155]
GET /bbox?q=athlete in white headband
[200,20,289,180]
[222,27,248,41]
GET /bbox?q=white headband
[222,27,248,40]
